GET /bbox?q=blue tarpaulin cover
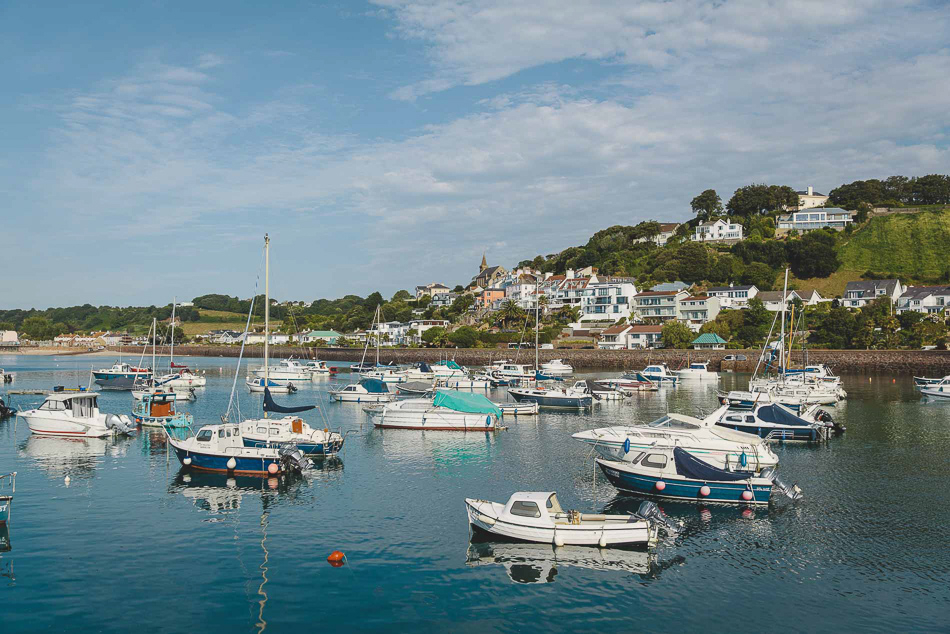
[673,447,754,482]
[757,404,811,426]
[433,390,501,417]
[358,378,390,393]
[436,360,462,370]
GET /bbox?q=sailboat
[508,279,592,410]
[247,240,297,395]
[131,319,196,401]
[359,306,406,383]
[156,301,207,390]
[166,235,315,475]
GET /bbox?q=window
[270,428,280,436]
[641,454,668,468]
[510,501,541,518]
[226,429,232,437]
[257,427,267,434]
[40,399,65,411]
[196,430,213,442]
[218,429,226,438]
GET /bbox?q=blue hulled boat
[715,403,837,442]
[597,447,800,505]
[93,362,152,390]
[167,422,314,475]
[0,472,15,525]
[239,388,344,455]
[507,386,593,410]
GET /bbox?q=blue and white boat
[239,388,344,455]
[507,385,593,410]
[131,390,193,428]
[166,422,313,475]
[715,403,839,442]
[627,364,678,384]
[597,448,802,505]
[329,378,395,403]
[246,376,297,394]
[920,377,950,399]
[93,362,152,390]
[0,472,14,525]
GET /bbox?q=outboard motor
[637,501,680,535]
[105,413,136,435]
[278,445,314,473]
[761,467,803,501]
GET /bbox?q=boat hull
[0,495,11,525]
[330,392,394,403]
[22,413,113,438]
[375,411,500,431]
[597,459,771,505]
[241,437,343,455]
[93,375,142,390]
[508,390,592,409]
[172,446,283,475]
[715,421,824,442]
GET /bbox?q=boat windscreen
[647,415,700,430]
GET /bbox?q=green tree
[690,189,722,221]
[391,290,411,302]
[727,184,798,217]
[497,300,525,329]
[741,262,776,291]
[21,316,54,340]
[0,321,14,331]
[448,326,478,348]
[661,320,693,349]
[786,230,840,279]
[421,326,448,347]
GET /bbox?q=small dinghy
[498,401,540,416]
[465,492,676,547]
[395,381,435,396]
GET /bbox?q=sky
[2,0,949,309]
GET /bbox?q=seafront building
[843,280,905,308]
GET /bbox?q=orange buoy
[327,550,346,567]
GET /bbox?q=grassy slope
[838,210,950,279]
[179,310,283,336]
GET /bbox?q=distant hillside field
[838,210,950,280]
[179,309,282,336]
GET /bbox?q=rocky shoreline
[107,345,950,374]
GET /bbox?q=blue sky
[3,0,949,308]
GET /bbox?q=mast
[375,305,381,368]
[264,234,270,402]
[152,318,156,379]
[170,297,176,368]
[779,268,789,379]
[534,277,540,373]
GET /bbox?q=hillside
[838,209,950,281]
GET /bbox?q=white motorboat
[594,377,658,393]
[132,386,196,401]
[432,360,468,378]
[360,367,407,384]
[158,367,207,388]
[239,414,343,456]
[674,361,719,381]
[438,374,493,389]
[402,362,435,381]
[633,364,678,384]
[920,377,950,399]
[498,401,539,416]
[329,378,396,403]
[373,390,502,430]
[304,360,330,376]
[715,403,839,442]
[539,359,574,377]
[246,376,297,394]
[572,406,779,471]
[465,542,659,584]
[20,392,135,438]
[749,378,845,405]
[251,358,312,382]
[491,363,535,382]
[465,492,672,547]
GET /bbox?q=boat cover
[398,381,433,393]
[673,447,753,482]
[358,378,390,393]
[757,404,811,427]
[584,380,604,392]
[437,360,462,370]
[263,387,315,414]
[418,362,432,373]
[433,390,502,417]
[535,371,563,382]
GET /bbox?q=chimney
[566,268,575,279]
[807,186,813,196]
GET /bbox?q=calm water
[1,354,948,633]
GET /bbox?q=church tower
[480,253,488,273]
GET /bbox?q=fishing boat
[597,448,803,505]
[131,390,192,428]
[490,363,535,382]
[239,388,343,455]
[920,377,950,399]
[497,401,540,416]
[20,392,135,437]
[373,390,502,430]
[166,422,313,475]
[572,407,779,471]
[715,403,840,441]
[539,359,574,377]
[304,360,330,376]
[93,362,152,390]
[0,473,14,525]
[329,378,396,403]
[674,360,719,381]
[465,492,674,547]
[632,364,678,384]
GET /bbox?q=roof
[707,285,755,293]
[756,291,791,302]
[845,279,901,294]
[683,295,709,301]
[796,190,826,196]
[601,324,633,335]
[651,281,689,292]
[306,330,341,337]
[692,333,727,344]
[629,324,663,333]
[45,392,100,402]
[900,286,950,300]
[636,290,677,297]
[476,265,504,278]
[656,223,680,232]
[510,492,557,504]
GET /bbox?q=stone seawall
[111,346,950,374]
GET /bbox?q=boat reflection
[0,524,10,552]
[602,495,774,537]
[0,525,12,584]
[373,428,497,466]
[18,435,131,480]
[168,470,318,515]
[466,541,683,584]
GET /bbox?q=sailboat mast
[780,268,789,379]
[376,305,381,367]
[152,317,156,377]
[264,234,270,398]
[170,297,176,368]
[534,277,540,372]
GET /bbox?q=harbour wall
[109,346,950,374]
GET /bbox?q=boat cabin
[193,424,246,452]
[38,393,101,418]
[502,492,564,525]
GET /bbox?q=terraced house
[896,286,950,315]
[705,284,759,309]
[579,276,638,324]
[633,289,689,322]
[843,280,905,308]
[677,295,721,331]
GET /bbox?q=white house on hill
[692,219,743,243]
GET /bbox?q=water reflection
[373,428,498,466]
[18,435,131,480]
[466,542,684,584]
[169,470,313,514]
